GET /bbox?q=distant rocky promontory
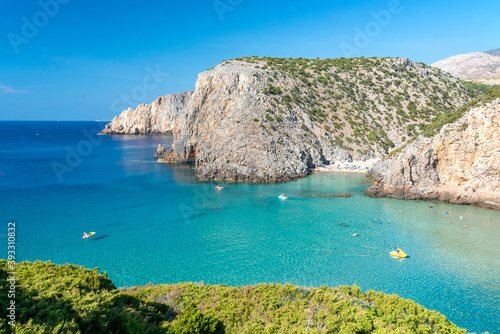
[101,56,477,183]
[431,48,500,85]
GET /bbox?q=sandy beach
[313,158,380,174]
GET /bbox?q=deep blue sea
[1,121,499,333]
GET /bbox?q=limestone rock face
[100,92,192,135]
[154,144,165,158]
[162,62,314,181]
[431,51,500,79]
[366,99,500,210]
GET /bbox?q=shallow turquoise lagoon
[0,122,499,333]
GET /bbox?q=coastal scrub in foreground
[0,260,480,333]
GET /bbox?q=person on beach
[464,224,469,228]
[449,220,452,224]
[489,218,492,222]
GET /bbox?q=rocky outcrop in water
[366,99,500,210]
[102,56,475,182]
[100,92,192,135]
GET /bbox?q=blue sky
[1,0,499,120]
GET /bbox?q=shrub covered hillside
[0,261,483,333]
[226,56,481,154]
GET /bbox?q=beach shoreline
[312,159,380,174]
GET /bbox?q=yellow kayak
[390,249,407,258]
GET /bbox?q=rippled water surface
[1,122,499,333]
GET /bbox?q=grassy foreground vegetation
[0,260,479,333]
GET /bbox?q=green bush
[161,303,224,334]
[263,84,282,95]
[0,260,168,334]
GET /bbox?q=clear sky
[1,0,499,120]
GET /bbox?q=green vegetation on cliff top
[224,56,490,153]
[418,84,500,136]
[0,260,476,334]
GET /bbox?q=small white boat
[278,194,288,200]
[82,232,96,240]
[215,185,223,190]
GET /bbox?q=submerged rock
[331,193,353,198]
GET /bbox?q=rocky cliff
[431,50,500,80]
[366,98,500,210]
[100,92,192,135]
[102,56,476,182]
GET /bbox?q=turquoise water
[1,122,499,333]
